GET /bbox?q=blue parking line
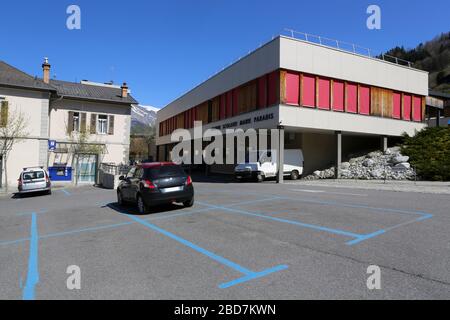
[60,189,71,196]
[22,213,39,300]
[127,214,288,288]
[197,201,362,239]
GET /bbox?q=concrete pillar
[436,109,441,127]
[164,145,168,162]
[381,135,388,152]
[277,126,285,184]
[335,131,342,179]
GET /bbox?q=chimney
[42,57,51,84]
[121,82,129,98]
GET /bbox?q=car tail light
[185,176,192,186]
[143,180,156,189]
[18,178,22,187]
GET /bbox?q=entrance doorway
[75,154,98,184]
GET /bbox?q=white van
[234,149,304,182]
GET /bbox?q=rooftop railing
[283,29,414,68]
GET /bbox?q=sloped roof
[0,60,138,105]
[50,79,138,104]
[0,61,54,91]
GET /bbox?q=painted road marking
[22,213,39,300]
[60,189,71,196]
[289,189,368,197]
[127,214,288,289]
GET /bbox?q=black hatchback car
[117,162,194,214]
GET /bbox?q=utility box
[48,166,72,182]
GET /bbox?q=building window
[97,115,108,134]
[73,112,80,132]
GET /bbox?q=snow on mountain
[131,104,158,128]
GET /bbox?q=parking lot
[1,179,449,300]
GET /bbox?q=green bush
[401,127,450,181]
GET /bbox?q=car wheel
[183,197,194,207]
[47,190,52,195]
[290,170,300,180]
[117,190,124,206]
[137,195,148,214]
[256,174,265,183]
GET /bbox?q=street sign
[48,140,57,152]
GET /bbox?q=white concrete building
[0,60,138,190]
[156,35,428,178]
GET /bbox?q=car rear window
[22,171,45,181]
[144,165,186,179]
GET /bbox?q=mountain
[131,105,158,133]
[381,32,450,93]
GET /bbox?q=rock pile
[303,147,416,181]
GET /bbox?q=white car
[235,149,304,182]
[17,167,52,195]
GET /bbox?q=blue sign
[48,140,57,151]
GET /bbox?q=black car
[117,162,194,214]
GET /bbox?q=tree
[0,106,30,191]
[401,127,450,181]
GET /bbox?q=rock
[370,169,384,179]
[367,151,382,159]
[313,170,322,177]
[363,159,375,167]
[394,162,411,170]
[391,155,409,164]
[341,162,351,170]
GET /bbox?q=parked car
[117,162,194,214]
[235,149,304,182]
[17,167,52,195]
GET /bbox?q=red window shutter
[359,85,370,115]
[219,94,226,120]
[258,75,268,109]
[346,83,358,113]
[403,94,412,121]
[285,72,300,105]
[413,96,422,122]
[302,74,316,107]
[332,80,345,111]
[232,89,238,116]
[226,91,233,118]
[393,92,401,119]
[318,77,330,110]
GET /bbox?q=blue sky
[0,0,449,108]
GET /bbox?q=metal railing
[100,163,130,176]
[283,29,414,68]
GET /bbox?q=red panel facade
[219,94,226,120]
[403,94,412,121]
[302,74,316,107]
[258,75,268,109]
[267,71,279,106]
[285,72,300,105]
[346,83,358,113]
[359,85,370,115]
[413,96,422,122]
[332,80,345,112]
[318,77,330,110]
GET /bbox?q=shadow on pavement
[104,202,187,216]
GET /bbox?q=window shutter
[1,100,9,127]
[80,113,87,133]
[90,114,97,134]
[108,115,115,135]
[67,111,74,134]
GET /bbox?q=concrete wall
[0,87,50,189]
[279,36,428,96]
[49,98,131,167]
[301,132,336,175]
[279,105,426,137]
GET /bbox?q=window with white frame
[73,112,80,132]
[97,115,108,134]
